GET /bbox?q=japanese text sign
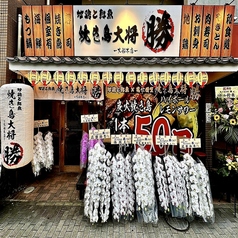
[81,114,98,123]
[0,84,34,169]
[111,134,132,145]
[89,128,110,140]
[73,5,182,57]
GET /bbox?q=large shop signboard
[73,5,182,57]
[22,5,235,58]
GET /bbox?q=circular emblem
[3,142,23,166]
[142,9,174,53]
[91,84,102,99]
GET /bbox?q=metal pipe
[17,13,22,57]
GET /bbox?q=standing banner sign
[0,84,34,169]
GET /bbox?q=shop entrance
[59,101,87,172]
[34,100,87,173]
[35,100,103,173]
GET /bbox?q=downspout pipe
[17,9,22,57]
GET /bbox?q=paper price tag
[103,129,111,139]
[89,129,99,140]
[89,129,110,140]
[132,134,152,145]
[179,138,201,149]
[81,114,98,123]
[111,134,131,144]
[34,119,49,128]
[179,139,190,149]
[194,138,201,148]
[156,135,177,146]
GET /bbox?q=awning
[7,56,238,84]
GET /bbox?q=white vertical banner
[0,83,34,169]
[206,103,211,123]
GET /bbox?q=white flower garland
[111,152,135,222]
[154,154,213,221]
[83,145,214,224]
[111,155,121,221]
[182,153,215,222]
[32,131,54,176]
[154,156,170,212]
[84,142,111,223]
[32,132,47,176]
[44,132,54,170]
[124,153,135,220]
[133,148,158,223]
[154,155,188,217]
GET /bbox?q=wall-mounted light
[191,0,198,5]
[225,0,235,5]
[21,0,29,5]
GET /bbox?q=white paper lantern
[0,83,34,169]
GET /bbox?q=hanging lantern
[160,72,171,88]
[185,72,196,88]
[0,83,34,169]
[77,71,88,87]
[126,72,136,88]
[197,72,208,88]
[90,72,100,86]
[114,72,124,87]
[65,71,76,86]
[149,72,159,87]
[172,72,183,88]
[28,70,39,87]
[53,71,64,87]
[137,72,148,87]
[40,70,51,86]
[102,72,112,86]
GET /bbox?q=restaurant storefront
[5,3,238,170]
[3,2,238,224]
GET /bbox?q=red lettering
[134,115,194,156]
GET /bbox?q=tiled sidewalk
[11,171,80,203]
[1,170,238,238]
[0,200,238,237]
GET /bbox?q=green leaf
[217,167,230,177]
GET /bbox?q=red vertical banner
[22,6,35,56]
[179,5,193,57]
[210,5,224,57]
[53,5,64,56]
[63,5,74,56]
[32,5,44,56]
[42,5,54,56]
[190,5,203,57]
[200,6,214,57]
[221,5,235,57]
